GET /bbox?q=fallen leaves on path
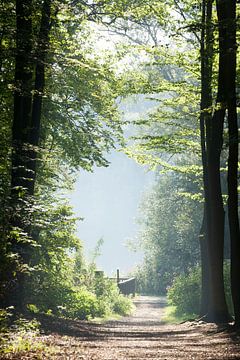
[1,296,240,359]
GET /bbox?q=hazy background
[70,151,153,276]
[69,96,156,276]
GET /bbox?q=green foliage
[0,308,13,333]
[93,275,133,317]
[134,258,166,295]
[161,305,194,324]
[2,0,235,336]
[167,267,201,316]
[25,234,133,320]
[112,294,133,316]
[134,171,201,295]
[21,195,82,313]
[0,0,127,312]
[27,276,133,320]
[167,262,233,317]
[0,315,45,357]
[10,175,133,321]
[116,7,206,301]
[63,289,99,320]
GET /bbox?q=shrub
[167,267,201,316]
[167,262,233,317]
[63,288,99,320]
[112,294,133,315]
[27,275,134,320]
[96,297,112,317]
[27,261,134,320]
[93,275,133,317]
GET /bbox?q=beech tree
[0,0,126,310]
[223,0,240,327]
[7,0,52,310]
[199,0,239,324]
[116,0,239,324]
[202,0,229,323]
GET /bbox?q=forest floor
[2,296,240,359]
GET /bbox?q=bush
[66,289,99,320]
[27,261,134,320]
[167,267,201,316]
[28,276,134,320]
[167,262,233,317]
[112,294,133,315]
[93,275,133,317]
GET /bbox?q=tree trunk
[11,0,33,194]
[199,210,209,317]
[28,0,52,195]
[8,0,34,312]
[221,0,240,327]
[202,0,230,323]
[205,108,229,322]
[199,0,213,318]
[6,0,52,311]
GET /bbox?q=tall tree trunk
[202,0,230,323]
[205,108,229,322]
[6,0,52,311]
[199,0,213,318]
[8,0,34,312]
[11,0,33,194]
[28,0,52,195]
[27,0,52,273]
[222,0,240,327]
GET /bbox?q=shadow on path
[36,296,173,339]
[19,296,240,359]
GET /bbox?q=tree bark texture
[28,0,52,194]
[218,0,240,327]
[199,210,210,317]
[8,0,34,311]
[11,0,33,194]
[199,0,213,317]
[199,0,230,322]
[200,0,229,323]
[7,0,52,311]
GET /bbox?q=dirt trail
[110,296,167,325]
[4,296,240,359]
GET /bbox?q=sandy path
[110,296,167,325]
[3,296,240,359]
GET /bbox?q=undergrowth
[161,305,197,324]
[0,310,49,358]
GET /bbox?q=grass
[0,316,52,358]
[90,313,122,323]
[91,303,136,324]
[162,305,197,324]
[0,330,50,359]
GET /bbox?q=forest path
[5,296,240,359]
[108,295,167,326]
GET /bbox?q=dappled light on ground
[2,296,240,359]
